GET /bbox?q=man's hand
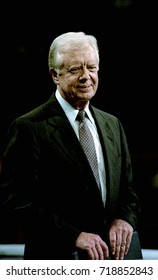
[108,219,133,260]
[75,232,109,260]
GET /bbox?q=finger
[109,231,116,256]
[125,232,133,255]
[95,245,103,260]
[118,230,128,260]
[94,242,107,260]
[96,243,108,260]
[119,241,126,260]
[117,231,132,260]
[101,243,109,259]
[115,234,122,260]
[92,245,99,260]
[87,248,94,260]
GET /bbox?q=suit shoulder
[16,93,57,123]
[92,106,118,122]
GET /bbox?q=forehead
[62,45,98,64]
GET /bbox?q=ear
[49,68,59,84]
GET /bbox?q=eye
[88,66,98,72]
[69,68,80,74]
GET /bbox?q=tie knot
[76,110,86,123]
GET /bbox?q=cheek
[92,75,99,87]
[59,78,75,94]
[65,77,77,90]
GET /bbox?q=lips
[78,86,92,93]
[78,85,91,90]
[78,85,91,89]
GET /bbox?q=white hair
[48,31,99,71]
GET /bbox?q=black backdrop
[1,1,158,248]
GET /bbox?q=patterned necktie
[77,110,101,192]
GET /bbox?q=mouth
[78,85,92,91]
[78,85,91,88]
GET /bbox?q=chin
[84,92,95,100]
[79,90,95,98]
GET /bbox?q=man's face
[53,45,99,109]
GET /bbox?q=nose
[79,67,90,80]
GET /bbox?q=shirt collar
[55,89,94,124]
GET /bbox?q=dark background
[0,1,158,249]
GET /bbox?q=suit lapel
[91,106,116,166]
[91,107,118,206]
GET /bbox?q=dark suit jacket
[0,93,140,259]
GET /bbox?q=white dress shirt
[55,90,107,205]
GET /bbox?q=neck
[73,101,89,110]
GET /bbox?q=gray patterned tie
[77,110,101,192]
